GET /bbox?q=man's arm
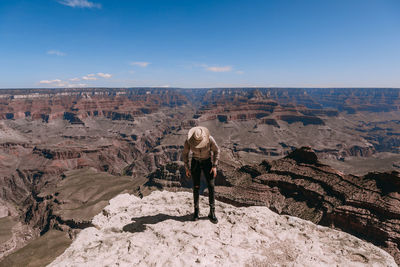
[209,136,220,167]
[183,139,190,172]
[182,140,190,181]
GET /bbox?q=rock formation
[211,147,400,264]
[46,191,396,266]
[180,88,400,167]
[0,88,187,121]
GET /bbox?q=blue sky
[0,0,399,88]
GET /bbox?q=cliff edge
[48,191,396,266]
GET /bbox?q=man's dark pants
[191,158,215,209]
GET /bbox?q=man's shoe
[208,208,218,224]
[193,208,199,221]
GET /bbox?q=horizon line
[1,86,400,90]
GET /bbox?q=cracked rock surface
[49,191,396,267]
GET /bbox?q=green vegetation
[0,230,72,267]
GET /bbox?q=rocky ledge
[48,191,396,266]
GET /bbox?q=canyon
[0,87,399,265]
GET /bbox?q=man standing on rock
[183,126,220,223]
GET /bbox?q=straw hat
[188,126,210,148]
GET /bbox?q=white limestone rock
[49,191,397,267]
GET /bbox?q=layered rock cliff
[0,88,187,121]
[179,88,399,163]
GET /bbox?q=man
[182,126,220,223]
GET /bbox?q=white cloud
[205,65,232,72]
[58,0,101,8]
[39,72,112,88]
[39,79,88,88]
[82,73,112,80]
[47,50,66,56]
[198,64,233,73]
[39,79,62,84]
[39,79,68,87]
[130,61,150,67]
[97,72,112,78]
[82,74,98,81]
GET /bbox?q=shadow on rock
[122,213,194,233]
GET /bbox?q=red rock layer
[190,90,337,126]
[0,88,187,121]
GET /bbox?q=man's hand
[185,166,191,178]
[210,166,217,178]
